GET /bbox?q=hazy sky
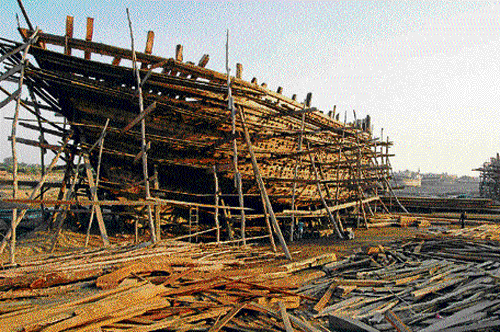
[0,1,498,176]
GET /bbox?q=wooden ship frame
[0,10,396,262]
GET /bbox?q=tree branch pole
[8,30,39,263]
[238,106,291,260]
[126,8,156,243]
[290,100,307,242]
[16,0,34,31]
[226,30,246,245]
[307,141,344,239]
[213,166,220,244]
[85,118,110,246]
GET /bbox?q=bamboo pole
[238,106,292,260]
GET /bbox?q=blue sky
[0,1,498,176]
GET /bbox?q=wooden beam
[144,31,154,55]
[120,102,157,134]
[84,17,94,60]
[198,54,209,67]
[282,196,380,217]
[236,63,243,79]
[65,15,74,55]
[175,44,183,61]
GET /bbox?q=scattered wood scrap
[297,237,500,331]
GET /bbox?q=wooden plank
[419,300,500,332]
[236,63,243,79]
[313,283,337,313]
[197,54,209,67]
[84,17,94,60]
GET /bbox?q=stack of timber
[434,224,500,241]
[0,237,338,332]
[0,15,392,214]
[381,196,494,212]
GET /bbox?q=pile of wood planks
[0,239,336,331]
[2,227,500,331]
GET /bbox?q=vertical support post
[84,17,94,60]
[385,136,389,177]
[188,207,192,242]
[134,218,139,243]
[238,106,291,260]
[290,113,305,242]
[127,8,156,243]
[213,166,220,244]
[65,15,74,56]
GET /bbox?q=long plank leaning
[238,106,291,260]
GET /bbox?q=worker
[296,221,304,240]
[459,211,467,229]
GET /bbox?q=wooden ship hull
[2,22,392,225]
